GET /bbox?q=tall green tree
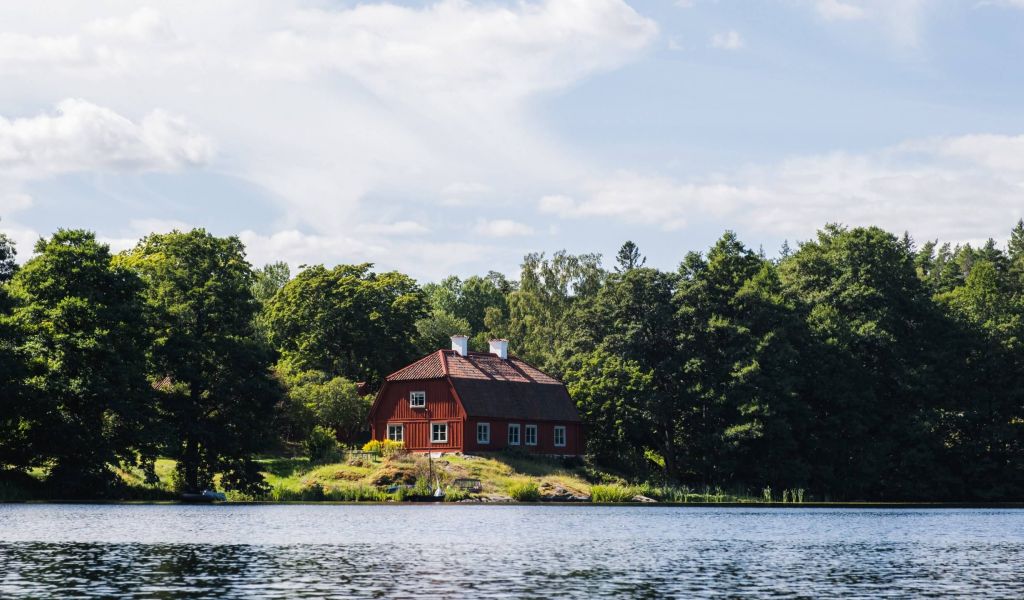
[277,361,371,445]
[779,225,950,499]
[506,250,604,371]
[0,234,33,472]
[414,309,471,355]
[266,263,426,383]
[937,257,1024,498]
[0,230,17,284]
[571,266,683,478]
[420,272,511,350]
[615,241,646,272]
[673,232,808,488]
[119,229,279,494]
[10,230,152,493]
[252,261,290,342]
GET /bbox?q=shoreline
[4,500,1024,509]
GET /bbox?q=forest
[1,222,1023,501]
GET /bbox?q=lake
[1,505,1022,598]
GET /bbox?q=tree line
[1,222,1023,500]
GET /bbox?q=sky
[1,0,1023,281]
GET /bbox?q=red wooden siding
[371,380,464,452]
[463,418,583,455]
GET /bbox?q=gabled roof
[386,350,560,385]
[381,350,580,422]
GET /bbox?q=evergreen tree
[615,241,646,272]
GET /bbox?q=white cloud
[237,229,492,280]
[473,219,535,238]
[0,32,86,69]
[87,7,175,42]
[0,99,213,176]
[814,0,866,20]
[0,0,657,278]
[542,133,1024,243]
[711,30,744,50]
[803,1,926,47]
[258,0,658,111]
[363,221,431,236]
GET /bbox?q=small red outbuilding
[368,336,583,455]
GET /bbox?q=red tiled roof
[446,351,562,385]
[385,350,580,422]
[386,350,447,381]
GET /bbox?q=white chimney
[489,339,509,360]
[451,335,469,357]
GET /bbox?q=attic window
[409,391,426,408]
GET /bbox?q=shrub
[506,481,540,502]
[443,487,469,502]
[305,426,340,463]
[590,484,636,503]
[411,477,432,497]
[361,439,405,456]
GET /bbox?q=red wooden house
[368,336,583,455]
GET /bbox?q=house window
[409,391,426,408]
[525,424,538,446]
[387,424,404,442]
[508,423,520,446]
[431,422,448,444]
[477,422,490,444]
[554,426,566,448]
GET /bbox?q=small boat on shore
[180,490,227,503]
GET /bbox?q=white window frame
[525,424,538,446]
[554,426,566,448]
[387,423,404,443]
[431,422,448,444]
[508,423,520,446]
[409,390,426,409]
[477,422,490,444]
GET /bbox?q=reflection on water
[1,505,1022,598]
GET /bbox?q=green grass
[5,452,770,504]
[590,484,637,503]
[506,481,541,502]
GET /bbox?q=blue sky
[1,0,1023,280]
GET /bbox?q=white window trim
[477,422,490,444]
[554,426,566,448]
[508,423,521,446]
[409,391,426,408]
[431,421,448,444]
[387,423,404,443]
[525,424,538,446]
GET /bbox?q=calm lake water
[1,505,1022,598]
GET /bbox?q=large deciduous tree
[265,263,426,383]
[0,233,33,472]
[10,230,153,493]
[120,229,279,494]
[779,225,951,500]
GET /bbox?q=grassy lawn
[4,452,764,503]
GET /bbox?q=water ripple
[1,506,1022,598]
